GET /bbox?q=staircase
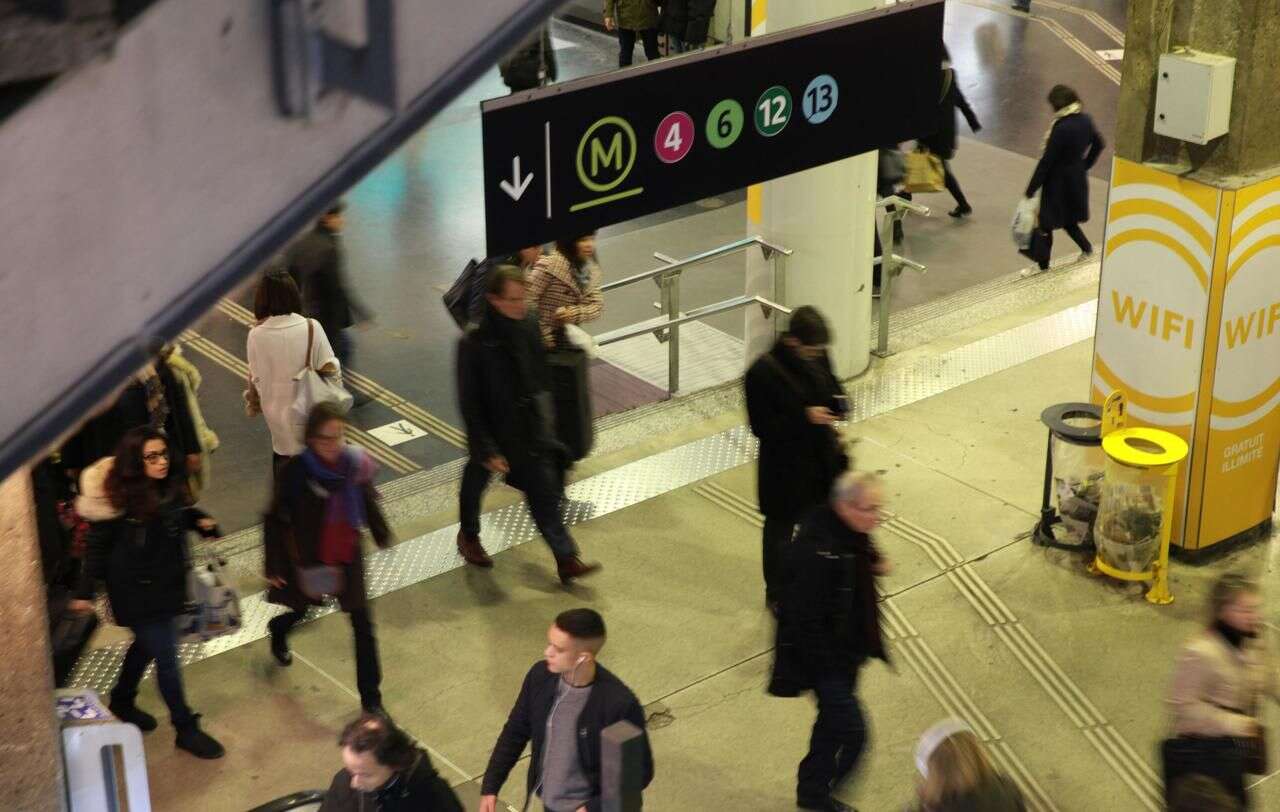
[0,0,563,480]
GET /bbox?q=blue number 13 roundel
[802,74,839,125]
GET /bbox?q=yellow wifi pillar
[1091,158,1280,552]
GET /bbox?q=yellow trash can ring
[1093,428,1189,605]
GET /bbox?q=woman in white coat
[245,270,340,476]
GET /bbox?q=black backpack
[442,258,485,330]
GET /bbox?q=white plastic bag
[176,556,242,644]
[1012,194,1040,250]
[562,323,598,359]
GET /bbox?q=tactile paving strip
[69,301,1096,693]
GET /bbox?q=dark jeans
[460,456,577,558]
[762,515,798,603]
[270,607,382,708]
[331,327,354,372]
[943,160,969,210]
[112,618,195,728]
[618,28,660,66]
[797,670,868,805]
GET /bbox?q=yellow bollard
[1091,426,1189,605]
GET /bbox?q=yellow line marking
[956,0,1120,86]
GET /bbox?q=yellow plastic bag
[903,149,945,193]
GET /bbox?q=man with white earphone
[479,609,654,812]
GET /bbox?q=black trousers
[270,606,382,708]
[459,456,577,558]
[618,28,660,67]
[797,668,868,805]
[762,515,798,603]
[943,160,969,210]
[1035,224,1093,269]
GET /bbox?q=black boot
[109,699,157,732]
[267,617,292,666]
[175,714,225,760]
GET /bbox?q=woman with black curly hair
[70,426,225,759]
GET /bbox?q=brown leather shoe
[556,555,602,584]
[456,531,494,568]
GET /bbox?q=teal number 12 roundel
[802,74,839,124]
[754,85,792,137]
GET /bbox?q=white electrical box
[1154,50,1236,145]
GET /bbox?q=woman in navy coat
[1025,85,1105,268]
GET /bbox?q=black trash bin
[1032,402,1104,551]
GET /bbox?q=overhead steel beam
[0,0,569,481]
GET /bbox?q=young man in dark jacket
[286,200,374,376]
[772,472,892,812]
[480,609,654,812]
[744,306,848,614]
[320,714,462,812]
[455,265,600,583]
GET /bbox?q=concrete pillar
[1116,0,1280,176]
[744,0,880,378]
[1092,0,1280,552]
[0,466,64,810]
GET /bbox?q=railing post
[601,719,646,812]
[664,273,681,393]
[770,245,787,339]
[874,208,895,357]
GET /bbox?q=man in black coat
[321,714,463,812]
[1024,84,1105,269]
[480,609,654,812]
[772,472,891,812]
[286,200,373,375]
[455,265,600,583]
[745,306,848,613]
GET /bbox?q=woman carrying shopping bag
[1165,572,1279,807]
[263,402,392,716]
[1021,84,1105,270]
[69,426,226,759]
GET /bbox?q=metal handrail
[593,235,794,393]
[871,196,929,358]
[595,295,791,346]
[601,235,793,292]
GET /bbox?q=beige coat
[165,346,219,497]
[526,250,603,348]
[1168,628,1280,737]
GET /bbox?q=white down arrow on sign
[499,156,534,201]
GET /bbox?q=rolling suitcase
[545,348,594,462]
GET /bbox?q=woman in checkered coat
[525,234,604,349]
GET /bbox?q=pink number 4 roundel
[654,111,695,164]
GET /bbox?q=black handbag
[443,259,482,329]
[545,348,594,462]
[1161,735,1253,805]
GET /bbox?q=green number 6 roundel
[705,99,745,150]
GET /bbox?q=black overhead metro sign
[480,0,945,257]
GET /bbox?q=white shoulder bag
[289,319,353,423]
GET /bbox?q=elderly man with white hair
[769,471,893,812]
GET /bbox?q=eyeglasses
[853,503,885,515]
[142,450,169,463]
[313,432,344,443]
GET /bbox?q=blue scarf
[300,447,369,530]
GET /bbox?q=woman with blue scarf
[263,402,392,715]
